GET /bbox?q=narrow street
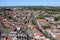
[31,12,53,40]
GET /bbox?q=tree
[32,20,36,25]
[8,15,12,19]
[44,25,50,29]
[55,16,60,21]
[36,15,45,19]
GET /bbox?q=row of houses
[45,28,60,40]
[1,31,28,40]
[35,10,60,40]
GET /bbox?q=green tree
[55,16,60,21]
[36,15,45,19]
[32,20,36,25]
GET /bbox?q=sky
[0,0,60,6]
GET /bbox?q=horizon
[0,0,60,6]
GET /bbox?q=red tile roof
[34,32,43,36]
[55,33,60,38]
[7,36,12,40]
[31,25,36,31]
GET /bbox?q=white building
[45,16,55,22]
